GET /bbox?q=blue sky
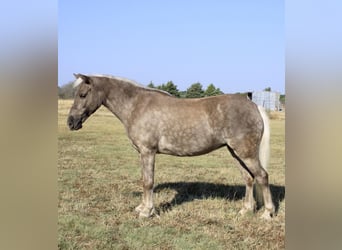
[59,1,284,94]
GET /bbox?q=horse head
[67,74,104,130]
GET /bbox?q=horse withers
[67,73,275,219]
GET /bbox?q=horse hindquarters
[226,105,275,219]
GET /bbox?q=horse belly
[157,127,224,156]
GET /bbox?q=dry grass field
[58,99,285,249]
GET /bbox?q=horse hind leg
[227,145,275,219]
[241,157,275,219]
[254,163,275,219]
[238,166,255,215]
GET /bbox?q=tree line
[58,80,223,99]
[147,81,223,98]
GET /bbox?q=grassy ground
[58,99,285,249]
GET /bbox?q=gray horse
[67,74,275,219]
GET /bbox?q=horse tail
[258,105,270,171]
[256,105,270,206]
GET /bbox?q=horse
[67,73,275,219]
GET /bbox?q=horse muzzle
[67,115,83,130]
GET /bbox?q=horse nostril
[67,116,74,128]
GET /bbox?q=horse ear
[73,73,91,84]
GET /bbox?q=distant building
[249,91,281,111]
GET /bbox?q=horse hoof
[137,206,155,218]
[238,207,253,216]
[260,210,273,220]
[135,204,145,213]
[238,208,247,215]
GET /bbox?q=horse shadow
[153,182,285,214]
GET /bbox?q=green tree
[204,83,223,96]
[264,87,271,92]
[179,91,187,98]
[147,81,155,88]
[185,82,205,98]
[157,81,180,97]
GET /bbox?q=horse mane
[89,74,172,97]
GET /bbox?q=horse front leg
[135,150,155,218]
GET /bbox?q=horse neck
[102,80,139,126]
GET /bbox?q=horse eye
[79,93,87,98]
